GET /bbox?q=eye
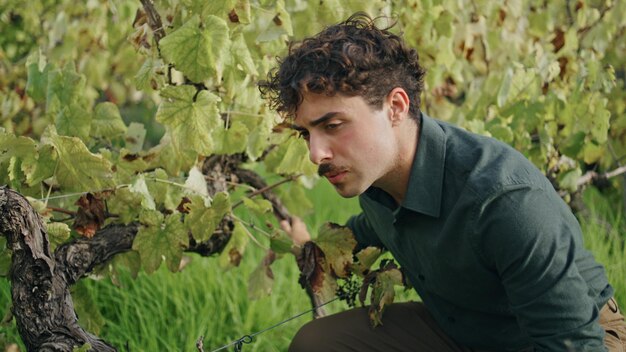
[325,122,342,131]
[297,129,310,141]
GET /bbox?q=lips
[325,170,347,184]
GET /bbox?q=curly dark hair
[258,12,426,121]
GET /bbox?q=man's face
[293,92,398,198]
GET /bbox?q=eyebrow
[291,112,339,131]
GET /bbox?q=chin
[333,184,365,198]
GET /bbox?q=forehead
[294,92,367,125]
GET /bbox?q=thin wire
[209,296,341,352]
[36,184,130,201]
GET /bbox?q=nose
[308,134,332,165]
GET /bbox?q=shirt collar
[402,113,446,217]
[363,113,446,217]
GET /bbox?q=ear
[386,87,410,126]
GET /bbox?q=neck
[374,118,420,206]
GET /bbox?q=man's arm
[346,212,385,250]
[475,186,608,351]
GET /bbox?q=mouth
[324,170,348,185]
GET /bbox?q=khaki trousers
[289,298,626,352]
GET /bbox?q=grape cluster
[336,275,362,308]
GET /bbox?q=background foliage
[0,0,624,350]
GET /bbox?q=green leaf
[146,168,185,211]
[434,36,454,70]
[91,102,127,139]
[233,0,251,24]
[134,56,165,91]
[497,68,513,108]
[558,168,582,193]
[55,102,91,141]
[107,188,144,224]
[110,251,142,284]
[147,131,197,175]
[22,144,57,186]
[25,49,49,102]
[218,221,249,270]
[214,121,250,155]
[182,0,236,19]
[72,344,92,352]
[265,135,316,175]
[159,15,230,82]
[314,223,357,278]
[133,212,189,274]
[269,229,292,254]
[42,127,114,192]
[274,182,313,217]
[488,124,514,144]
[184,192,231,242]
[156,85,221,155]
[46,62,86,115]
[247,251,275,300]
[0,131,37,163]
[246,114,273,160]
[242,197,272,217]
[583,142,604,164]
[46,222,71,246]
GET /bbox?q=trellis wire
[208,296,341,352]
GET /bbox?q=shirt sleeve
[345,212,385,250]
[474,186,607,352]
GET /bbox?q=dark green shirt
[347,114,612,351]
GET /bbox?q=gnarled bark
[0,187,123,351]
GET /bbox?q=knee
[288,320,333,352]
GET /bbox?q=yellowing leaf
[350,247,383,277]
[359,260,404,327]
[315,223,357,278]
[42,127,114,192]
[248,251,276,300]
[298,241,337,304]
[91,102,127,139]
[125,122,147,153]
[218,221,248,270]
[159,15,230,82]
[156,85,221,155]
[214,121,250,155]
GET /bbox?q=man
[259,13,626,351]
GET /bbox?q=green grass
[578,187,626,307]
[0,184,624,351]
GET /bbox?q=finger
[279,219,291,233]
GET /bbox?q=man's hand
[280,216,311,246]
